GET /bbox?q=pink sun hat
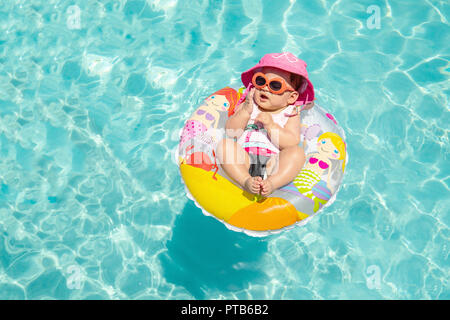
[240,52,315,106]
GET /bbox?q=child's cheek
[332,154,338,158]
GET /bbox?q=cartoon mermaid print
[293,132,346,212]
[179,87,241,147]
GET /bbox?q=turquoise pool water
[0,0,448,299]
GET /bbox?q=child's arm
[256,113,301,149]
[225,88,254,138]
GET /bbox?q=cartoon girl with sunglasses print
[293,132,346,212]
[180,87,241,147]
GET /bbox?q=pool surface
[0,0,448,299]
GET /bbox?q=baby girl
[217,52,315,196]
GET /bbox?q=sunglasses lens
[269,81,282,91]
[255,76,266,86]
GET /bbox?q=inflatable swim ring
[178,86,348,236]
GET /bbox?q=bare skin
[260,145,305,196]
[217,67,310,196]
[217,136,305,197]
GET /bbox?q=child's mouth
[260,93,269,101]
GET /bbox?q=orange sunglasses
[251,72,295,95]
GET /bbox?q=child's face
[253,67,299,111]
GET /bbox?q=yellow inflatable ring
[178,87,348,236]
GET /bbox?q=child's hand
[255,112,274,128]
[241,88,255,115]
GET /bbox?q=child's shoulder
[284,106,301,120]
